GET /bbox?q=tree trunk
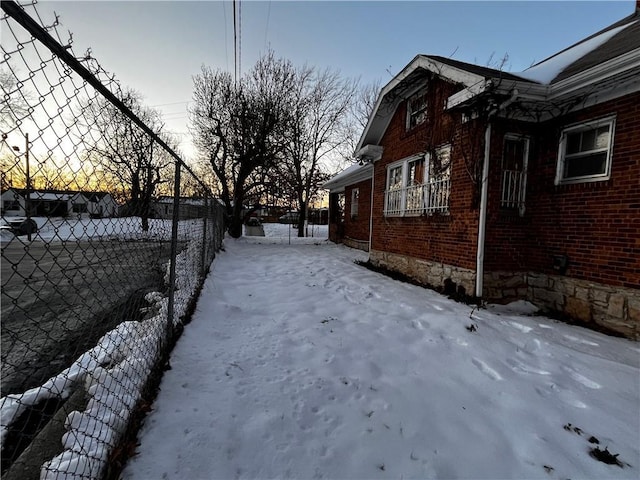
[228,185,245,238]
[296,199,306,237]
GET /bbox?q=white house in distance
[1,188,118,218]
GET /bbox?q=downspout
[368,164,374,254]
[475,89,519,299]
[475,123,492,298]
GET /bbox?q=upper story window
[384,145,451,217]
[406,91,428,130]
[556,116,615,185]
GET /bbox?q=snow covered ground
[260,221,328,242]
[0,216,179,243]
[122,239,640,480]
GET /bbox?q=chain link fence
[1,1,224,478]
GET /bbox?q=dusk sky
[26,1,635,160]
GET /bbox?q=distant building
[1,188,118,218]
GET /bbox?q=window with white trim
[350,188,359,218]
[384,145,451,216]
[556,116,615,184]
[406,91,427,130]
[501,134,529,216]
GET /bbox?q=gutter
[475,89,519,298]
[368,167,374,253]
[475,123,492,298]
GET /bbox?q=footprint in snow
[563,367,602,389]
[472,358,502,381]
[563,334,599,346]
[507,358,551,376]
[508,321,533,333]
[411,319,426,330]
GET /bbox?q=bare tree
[78,89,172,230]
[278,66,358,236]
[352,79,382,131]
[191,50,294,238]
[0,68,29,131]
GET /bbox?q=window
[425,145,451,214]
[406,91,427,130]
[556,116,615,184]
[72,203,88,214]
[384,145,451,216]
[3,200,20,211]
[501,134,529,216]
[350,188,359,218]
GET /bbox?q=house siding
[484,92,640,338]
[370,77,479,295]
[343,179,371,251]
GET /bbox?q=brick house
[324,162,375,251]
[325,4,640,338]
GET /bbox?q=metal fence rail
[1,1,224,478]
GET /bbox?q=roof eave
[548,46,640,100]
[355,55,485,151]
[322,164,373,193]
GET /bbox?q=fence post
[200,195,208,277]
[166,159,181,341]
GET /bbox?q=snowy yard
[122,238,639,479]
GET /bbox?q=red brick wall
[485,92,640,289]
[344,179,371,242]
[371,77,479,270]
[484,119,539,273]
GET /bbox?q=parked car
[278,211,299,224]
[4,217,38,236]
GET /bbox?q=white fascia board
[447,80,488,109]
[355,55,485,151]
[322,164,373,193]
[548,47,640,101]
[418,56,485,87]
[551,76,640,118]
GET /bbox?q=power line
[149,101,191,108]
[264,0,271,48]
[233,0,237,84]
[222,0,229,73]
[238,0,242,79]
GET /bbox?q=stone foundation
[367,252,639,339]
[525,273,640,339]
[483,271,528,302]
[369,249,475,295]
[343,237,369,252]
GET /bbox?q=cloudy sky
[26,1,634,160]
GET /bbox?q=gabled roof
[425,56,531,83]
[355,5,640,152]
[356,55,492,151]
[517,13,639,84]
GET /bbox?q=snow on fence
[1,2,225,478]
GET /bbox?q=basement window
[556,116,615,185]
